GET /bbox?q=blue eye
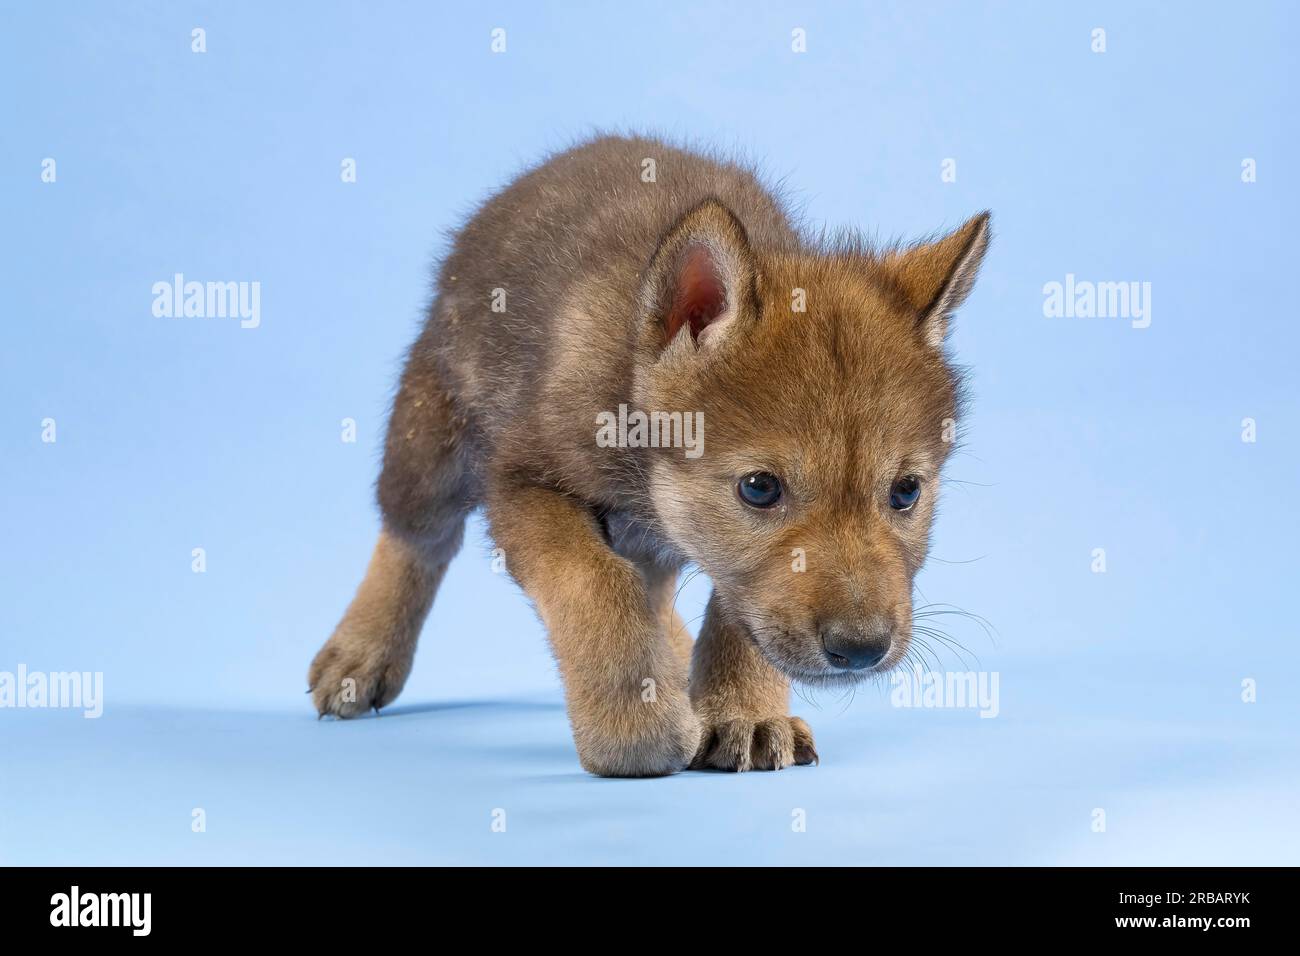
[889,476,921,511]
[738,472,782,509]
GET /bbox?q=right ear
[639,198,758,352]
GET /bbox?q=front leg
[487,479,699,777]
[690,593,818,771]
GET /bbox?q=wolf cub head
[634,199,989,686]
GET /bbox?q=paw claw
[692,715,817,772]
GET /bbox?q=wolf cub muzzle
[308,135,990,777]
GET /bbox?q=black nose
[821,624,891,670]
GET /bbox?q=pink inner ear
[664,245,728,345]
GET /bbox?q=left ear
[885,212,990,348]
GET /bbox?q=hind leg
[308,528,451,716]
[309,349,476,717]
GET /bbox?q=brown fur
[308,134,989,777]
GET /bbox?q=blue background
[2,1,1297,864]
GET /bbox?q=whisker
[913,603,1000,646]
[672,565,707,606]
[912,627,977,670]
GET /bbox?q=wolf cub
[309,135,989,777]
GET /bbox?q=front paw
[692,715,818,772]
[572,688,701,778]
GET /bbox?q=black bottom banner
[0,866,1283,940]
